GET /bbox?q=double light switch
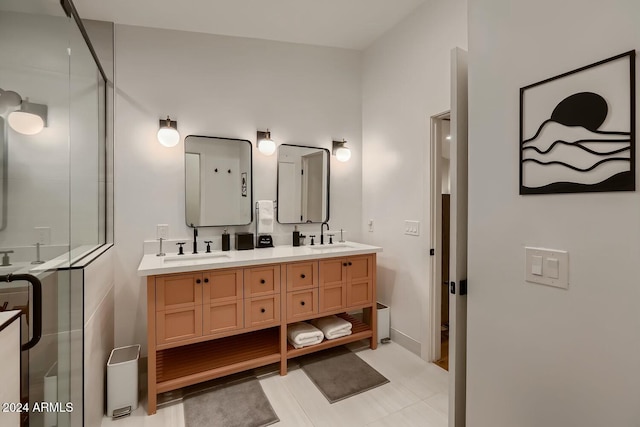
[525,247,568,289]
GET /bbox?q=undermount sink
[163,252,229,262]
[307,243,352,250]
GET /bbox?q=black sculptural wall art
[519,51,635,194]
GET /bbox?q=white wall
[362,0,467,355]
[114,25,363,350]
[83,249,114,427]
[467,1,640,425]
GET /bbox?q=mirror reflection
[185,136,252,226]
[277,144,329,224]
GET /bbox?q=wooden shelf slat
[156,328,279,388]
[286,312,373,358]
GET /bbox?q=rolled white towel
[311,315,352,340]
[287,322,324,348]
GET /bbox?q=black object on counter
[257,235,274,248]
[293,226,300,247]
[222,230,230,251]
[235,232,254,250]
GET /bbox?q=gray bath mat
[299,346,389,403]
[183,378,279,427]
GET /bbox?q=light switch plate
[525,247,569,289]
[157,224,169,239]
[35,227,51,245]
[404,220,420,236]
[531,255,543,276]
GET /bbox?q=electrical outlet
[404,220,420,236]
[35,227,51,245]
[368,219,374,232]
[157,224,169,239]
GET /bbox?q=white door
[449,47,468,427]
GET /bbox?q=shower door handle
[0,273,42,351]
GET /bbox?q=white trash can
[107,344,140,418]
[377,302,390,343]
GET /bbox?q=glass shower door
[0,1,109,424]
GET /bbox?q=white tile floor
[101,342,448,427]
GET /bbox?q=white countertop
[137,241,382,276]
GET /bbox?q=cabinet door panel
[286,261,318,291]
[245,295,281,328]
[346,280,373,307]
[319,284,346,313]
[203,301,243,335]
[245,265,281,297]
[203,269,243,303]
[346,256,373,283]
[287,289,318,321]
[156,273,202,311]
[319,259,346,287]
[156,306,203,345]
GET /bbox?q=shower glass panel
[0,1,109,425]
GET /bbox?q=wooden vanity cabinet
[203,269,244,336]
[155,273,203,346]
[318,255,374,310]
[146,254,377,415]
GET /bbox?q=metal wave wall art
[519,51,636,194]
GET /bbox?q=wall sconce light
[157,116,180,147]
[332,139,351,162]
[0,89,48,135]
[8,100,48,135]
[257,129,276,156]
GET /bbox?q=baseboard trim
[390,328,421,356]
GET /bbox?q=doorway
[430,112,451,370]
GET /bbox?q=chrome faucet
[320,222,330,245]
[32,243,45,264]
[0,250,13,266]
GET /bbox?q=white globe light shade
[258,137,276,156]
[157,127,180,147]
[8,111,45,135]
[335,146,351,162]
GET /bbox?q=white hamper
[377,302,390,343]
[107,344,140,418]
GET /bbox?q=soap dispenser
[222,229,230,251]
[293,226,300,247]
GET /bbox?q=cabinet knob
[343,263,348,267]
[261,308,266,313]
[204,278,209,283]
[300,274,306,279]
[300,301,305,306]
[260,279,266,284]
[348,262,352,266]
[196,279,201,284]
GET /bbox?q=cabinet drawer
[287,289,318,321]
[245,295,281,329]
[286,261,318,291]
[319,258,346,287]
[156,273,202,311]
[244,265,281,297]
[346,280,373,308]
[203,300,243,335]
[156,306,203,345]
[319,284,346,313]
[203,269,243,303]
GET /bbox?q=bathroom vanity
[138,242,381,414]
